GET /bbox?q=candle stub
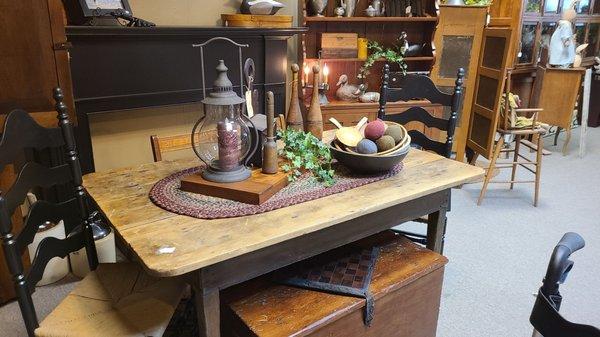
[217,121,241,171]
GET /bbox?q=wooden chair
[150,134,193,162]
[0,89,186,337]
[477,70,545,207]
[378,64,465,251]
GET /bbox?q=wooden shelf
[305,57,434,62]
[304,16,438,23]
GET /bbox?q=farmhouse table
[82,138,483,337]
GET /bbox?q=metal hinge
[53,42,73,51]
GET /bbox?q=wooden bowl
[345,122,411,157]
[330,141,409,174]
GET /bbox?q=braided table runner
[149,163,403,219]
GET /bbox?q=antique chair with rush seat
[0,89,186,337]
[378,63,465,253]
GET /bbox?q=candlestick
[323,63,330,85]
[303,64,310,87]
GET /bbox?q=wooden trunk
[223,232,448,337]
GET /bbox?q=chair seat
[35,263,186,337]
[498,127,547,135]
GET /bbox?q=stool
[223,232,448,337]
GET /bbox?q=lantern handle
[242,114,260,167]
[193,37,249,100]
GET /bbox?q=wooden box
[223,232,448,337]
[222,14,293,28]
[318,33,358,59]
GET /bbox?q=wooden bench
[222,231,448,337]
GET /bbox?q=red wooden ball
[364,120,386,141]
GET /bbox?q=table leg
[194,286,220,337]
[426,207,448,254]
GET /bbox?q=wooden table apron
[83,146,483,337]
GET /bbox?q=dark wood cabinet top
[66,26,307,37]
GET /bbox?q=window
[544,0,559,13]
[519,23,538,64]
[525,0,542,13]
[586,24,599,57]
[563,0,590,14]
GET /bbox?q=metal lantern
[191,59,258,183]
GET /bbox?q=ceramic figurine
[310,0,328,16]
[365,5,377,16]
[549,6,577,68]
[573,44,589,68]
[340,0,358,17]
[594,57,600,75]
[371,0,385,16]
[241,0,285,15]
[287,64,304,132]
[334,6,346,17]
[306,65,324,140]
[356,84,381,103]
[336,74,360,101]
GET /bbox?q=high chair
[478,70,546,207]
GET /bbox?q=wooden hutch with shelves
[298,0,443,134]
[490,0,600,105]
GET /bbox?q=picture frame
[62,0,133,25]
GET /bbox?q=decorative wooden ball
[364,120,386,141]
[376,135,395,152]
[384,125,404,144]
[356,139,378,154]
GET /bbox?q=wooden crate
[223,232,448,337]
[222,14,293,28]
[318,33,358,59]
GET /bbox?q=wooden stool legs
[478,133,543,207]
[534,135,543,207]
[510,135,521,190]
[478,137,504,206]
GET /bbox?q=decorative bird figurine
[355,84,380,103]
[240,0,285,15]
[336,74,360,101]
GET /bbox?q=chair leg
[534,135,543,207]
[562,127,571,156]
[478,137,505,206]
[510,135,521,190]
[554,127,561,146]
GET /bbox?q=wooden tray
[221,14,293,28]
[180,168,289,205]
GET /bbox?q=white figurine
[549,6,577,68]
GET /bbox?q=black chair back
[0,88,99,337]
[378,64,465,158]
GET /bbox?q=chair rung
[519,164,537,174]
[489,180,535,184]
[517,154,534,162]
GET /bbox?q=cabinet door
[467,27,513,159]
[0,0,75,127]
[517,22,540,66]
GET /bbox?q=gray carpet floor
[1,128,599,337]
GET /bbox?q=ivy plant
[359,40,408,80]
[277,129,335,187]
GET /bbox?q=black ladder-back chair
[0,88,99,337]
[378,64,465,249]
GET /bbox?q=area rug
[149,163,402,219]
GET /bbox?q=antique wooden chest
[223,232,448,337]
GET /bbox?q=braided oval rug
[149,163,403,219]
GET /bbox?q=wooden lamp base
[180,168,289,205]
